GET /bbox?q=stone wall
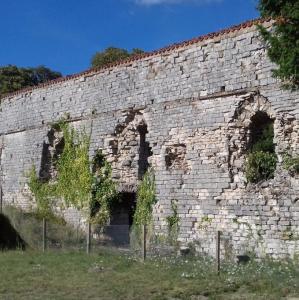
[1,19,299,258]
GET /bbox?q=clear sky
[0,0,259,75]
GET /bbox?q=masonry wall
[1,20,299,258]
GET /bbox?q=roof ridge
[1,17,272,101]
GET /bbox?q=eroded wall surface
[1,20,299,258]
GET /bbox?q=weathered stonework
[1,19,299,258]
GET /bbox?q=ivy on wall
[166,199,180,245]
[54,121,92,211]
[28,121,117,225]
[90,150,118,226]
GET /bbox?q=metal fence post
[216,230,221,275]
[86,222,91,254]
[42,218,47,252]
[142,224,147,261]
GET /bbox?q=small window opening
[248,111,275,153]
[138,124,152,179]
[245,111,277,183]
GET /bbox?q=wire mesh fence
[2,204,256,274]
[1,205,179,259]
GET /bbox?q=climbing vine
[166,199,180,232]
[90,150,118,226]
[28,121,117,225]
[166,199,180,244]
[55,122,92,210]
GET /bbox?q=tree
[91,47,144,68]
[258,0,299,89]
[0,65,61,98]
[29,66,61,85]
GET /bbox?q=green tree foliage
[133,169,156,225]
[29,66,61,85]
[258,0,299,89]
[0,65,61,98]
[54,122,92,210]
[91,47,144,68]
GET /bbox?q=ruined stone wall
[0,20,299,258]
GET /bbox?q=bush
[245,151,277,183]
[246,119,277,183]
[283,154,299,175]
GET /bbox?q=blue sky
[0,0,259,75]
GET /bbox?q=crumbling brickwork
[0,19,298,258]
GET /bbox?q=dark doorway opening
[104,192,136,246]
[110,192,136,227]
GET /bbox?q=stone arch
[233,93,276,127]
[227,93,277,185]
[248,111,275,153]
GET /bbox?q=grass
[0,250,299,300]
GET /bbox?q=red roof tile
[1,17,272,101]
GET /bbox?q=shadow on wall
[0,213,26,250]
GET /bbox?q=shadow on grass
[0,213,26,250]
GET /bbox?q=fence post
[42,218,47,252]
[0,186,2,214]
[142,224,147,261]
[86,222,91,254]
[216,230,221,275]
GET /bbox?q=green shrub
[246,121,277,183]
[245,151,277,183]
[166,200,180,230]
[166,199,180,246]
[251,123,275,153]
[283,154,299,175]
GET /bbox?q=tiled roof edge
[1,17,272,101]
